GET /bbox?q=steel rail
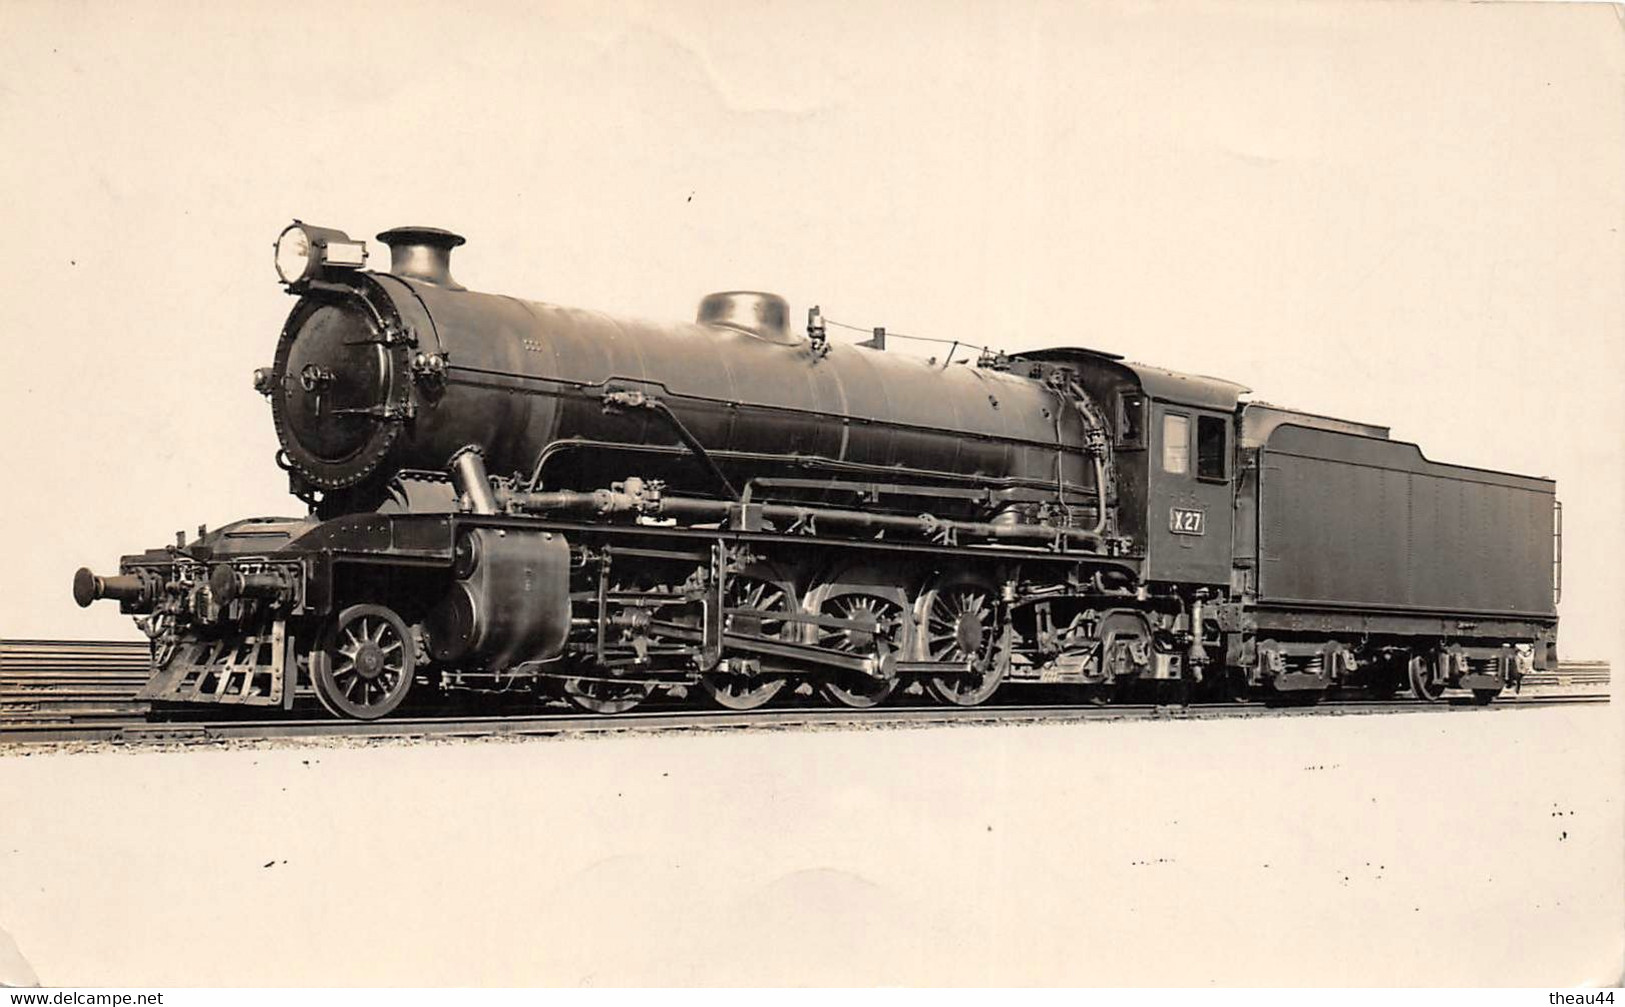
[0,692,1608,748]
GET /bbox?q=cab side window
[1162,413,1190,474]
[1117,392,1146,447]
[1197,415,1229,480]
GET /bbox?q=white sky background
[0,0,1620,659]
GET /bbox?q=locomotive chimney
[697,291,796,345]
[377,226,466,288]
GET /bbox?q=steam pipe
[600,390,741,501]
[647,399,742,502]
[1061,380,1112,537]
[502,482,1104,550]
[448,446,501,515]
[1088,455,1108,535]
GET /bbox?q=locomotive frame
[73,220,1562,719]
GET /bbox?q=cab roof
[1013,347,1251,412]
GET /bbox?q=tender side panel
[1256,425,1555,618]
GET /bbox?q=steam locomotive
[73,221,1562,718]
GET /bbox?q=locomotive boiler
[73,221,1562,719]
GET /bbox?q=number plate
[1169,507,1206,536]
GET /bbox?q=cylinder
[423,528,571,668]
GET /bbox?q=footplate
[138,620,292,707]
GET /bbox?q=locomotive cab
[1135,373,1245,588]
[1013,349,1248,585]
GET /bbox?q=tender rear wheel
[917,578,1007,707]
[314,604,416,720]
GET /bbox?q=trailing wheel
[699,565,799,711]
[313,604,416,720]
[916,577,1007,706]
[1409,653,1447,703]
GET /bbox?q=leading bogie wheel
[314,604,417,720]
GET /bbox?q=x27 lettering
[1169,507,1206,536]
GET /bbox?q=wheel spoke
[318,606,416,720]
[921,582,1005,706]
[816,588,904,709]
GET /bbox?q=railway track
[0,638,1609,748]
[1521,660,1611,688]
[0,690,1610,748]
[0,639,152,725]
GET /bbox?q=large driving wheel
[917,577,1007,706]
[314,604,416,720]
[810,576,911,709]
[699,565,799,711]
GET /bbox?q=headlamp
[273,221,368,285]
